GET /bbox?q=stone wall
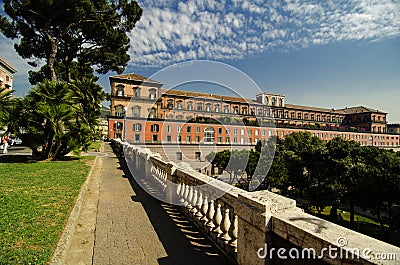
[116,140,400,265]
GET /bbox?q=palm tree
[14,80,78,160]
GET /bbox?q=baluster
[220,206,231,242]
[206,199,215,229]
[200,194,209,223]
[179,182,186,205]
[212,202,223,235]
[190,189,199,215]
[229,213,238,248]
[195,191,203,219]
[183,183,190,207]
[187,186,194,210]
[176,181,182,197]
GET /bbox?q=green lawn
[309,206,400,247]
[0,155,93,264]
[87,141,103,152]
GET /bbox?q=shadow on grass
[0,155,36,163]
[0,154,86,163]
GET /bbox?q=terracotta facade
[108,74,399,148]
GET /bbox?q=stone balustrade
[117,140,400,265]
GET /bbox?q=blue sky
[1,0,400,122]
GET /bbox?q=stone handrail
[117,140,400,265]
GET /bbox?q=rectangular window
[186,126,192,133]
[196,126,200,133]
[177,126,182,132]
[226,137,230,143]
[166,135,172,142]
[195,152,201,161]
[218,136,222,143]
[233,137,238,143]
[186,136,192,143]
[248,129,252,135]
[151,124,159,132]
[241,129,245,135]
[196,136,200,143]
[134,134,140,143]
[176,152,182,160]
[167,125,172,132]
[152,134,158,142]
[234,128,238,135]
[133,123,142,131]
[255,130,259,136]
[218,127,222,134]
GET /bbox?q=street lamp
[123,106,128,142]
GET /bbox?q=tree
[0,87,14,131]
[10,80,102,160]
[0,0,142,82]
[326,137,364,227]
[358,148,400,240]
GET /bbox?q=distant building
[108,74,400,152]
[0,57,17,91]
[387,124,400,134]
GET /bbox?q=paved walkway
[64,143,230,265]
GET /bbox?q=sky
[1,0,400,122]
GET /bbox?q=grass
[0,155,94,264]
[309,206,400,247]
[87,141,102,152]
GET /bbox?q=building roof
[110,73,162,85]
[161,89,254,104]
[337,106,387,114]
[285,104,346,114]
[0,57,17,74]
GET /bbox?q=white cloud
[128,0,400,68]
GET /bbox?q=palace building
[108,74,399,155]
[0,57,16,91]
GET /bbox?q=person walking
[2,135,9,154]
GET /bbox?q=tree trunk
[48,42,58,81]
[349,194,355,228]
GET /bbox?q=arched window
[197,102,203,111]
[279,98,283,106]
[148,108,156,119]
[215,104,220,112]
[132,106,141,117]
[149,88,156,100]
[134,87,140,98]
[177,100,183,110]
[116,85,124,96]
[205,103,211,111]
[115,105,124,116]
[271,97,276,106]
[204,127,215,143]
[187,101,193,110]
[167,99,173,109]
